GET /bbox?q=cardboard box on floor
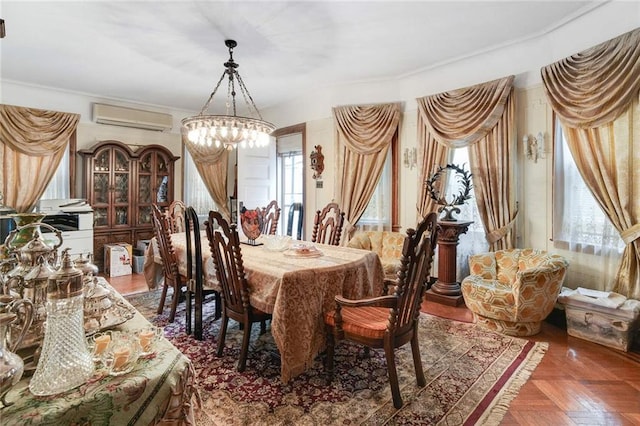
[104,243,132,277]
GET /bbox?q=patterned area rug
[126,290,547,425]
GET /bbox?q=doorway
[273,124,306,239]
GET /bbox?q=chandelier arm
[235,73,265,120]
[198,71,228,115]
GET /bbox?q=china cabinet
[79,141,178,270]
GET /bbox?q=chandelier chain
[198,71,227,116]
[235,73,264,120]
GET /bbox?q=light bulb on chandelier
[182,40,275,151]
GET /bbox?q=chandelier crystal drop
[181,39,275,150]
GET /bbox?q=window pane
[359,153,391,230]
[553,124,624,254]
[278,151,303,237]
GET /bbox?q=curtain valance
[0,104,79,155]
[333,103,400,155]
[541,28,640,128]
[417,75,514,148]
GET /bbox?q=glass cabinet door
[111,148,131,228]
[135,149,173,227]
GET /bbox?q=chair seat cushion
[325,306,388,339]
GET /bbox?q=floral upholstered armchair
[461,249,569,336]
[347,231,405,281]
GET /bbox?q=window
[277,150,304,236]
[41,148,70,200]
[553,122,624,255]
[444,147,488,278]
[359,153,391,230]
[183,147,217,219]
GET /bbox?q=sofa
[347,231,405,281]
[461,248,569,336]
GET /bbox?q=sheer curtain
[183,147,217,221]
[553,121,624,287]
[40,147,70,200]
[358,153,391,231]
[446,148,489,278]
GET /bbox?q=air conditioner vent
[92,103,173,131]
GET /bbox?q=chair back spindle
[260,200,281,235]
[312,202,345,245]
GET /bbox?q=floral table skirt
[2,286,197,425]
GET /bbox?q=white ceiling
[1,1,601,114]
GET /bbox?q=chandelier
[182,39,275,150]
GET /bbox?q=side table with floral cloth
[2,281,198,425]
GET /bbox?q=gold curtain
[182,135,231,221]
[416,121,449,218]
[334,103,400,239]
[541,28,640,299]
[416,76,517,250]
[0,104,79,212]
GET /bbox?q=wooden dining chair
[204,210,272,372]
[184,206,221,340]
[167,200,187,233]
[151,204,184,322]
[286,202,304,240]
[311,202,345,245]
[324,211,439,409]
[260,200,281,235]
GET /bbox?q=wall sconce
[523,132,545,163]
[404,147,417,169]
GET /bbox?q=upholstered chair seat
[461,249,569,336]
[347,231,405,281]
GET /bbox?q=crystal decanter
[29,249,94,396]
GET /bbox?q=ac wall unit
[92,103,173,131]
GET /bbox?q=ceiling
[1,1,600,114]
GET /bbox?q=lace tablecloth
[3,281,197,425]
[144,234,384,382]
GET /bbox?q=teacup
[101,331,141,376]
[88,330,113,363]
[137,325,163,356]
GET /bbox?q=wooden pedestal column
[426,220,472,306]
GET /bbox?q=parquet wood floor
[107,273,640,425]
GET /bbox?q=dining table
[2,277,197,425]
[144,233,385,383]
